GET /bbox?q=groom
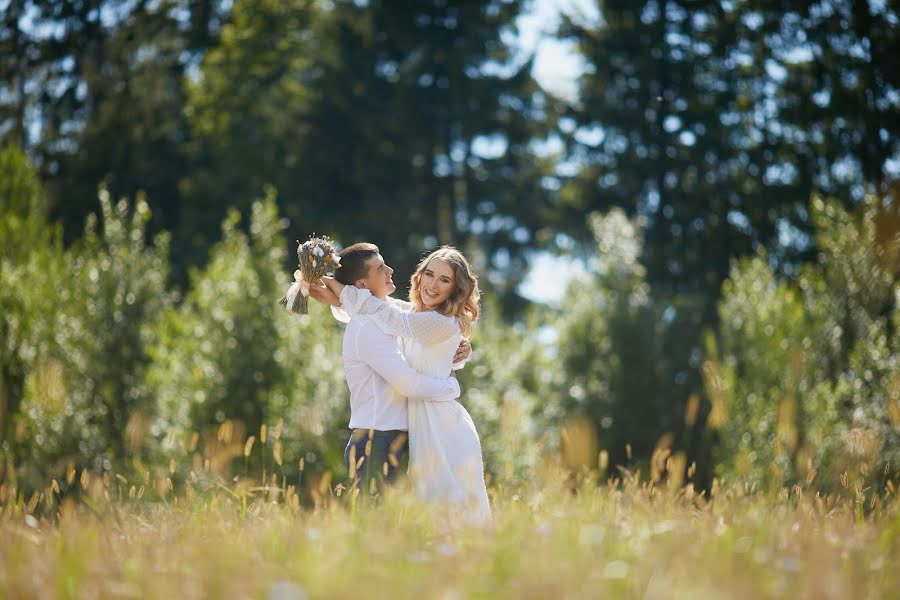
[309,243,467,496]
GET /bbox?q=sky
[515,0,597,102]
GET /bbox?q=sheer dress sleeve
[339,286,459,345]
[387,297,414,311]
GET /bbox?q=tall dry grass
[2,439,899,599]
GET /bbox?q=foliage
[743,0,900,194]
[0,0,895,305]
[2,0,895,320]
[147,191,348,478]
[805,196,900,488]
[456,298,553,487]
[552,209,708,476]
[2,0,899,503]
[181,0,322,263]
[0,146,62,462]
[183,0,555,302]
[17,189,173,484]
[556,0,898,301]
[708,253,821,486]
[708,196,899,490]
[557,1,762,297]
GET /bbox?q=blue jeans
[344,428,409,495]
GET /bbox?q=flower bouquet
[279,236,341,314]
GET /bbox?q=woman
[322,246,491,525]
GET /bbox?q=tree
[0,1,32,148]
[19,189,173,480]
[0,146,62,463]
[0,1,227,275]
[553,209,710,479]
[184,0,555,304]
[749,0,900,200]
[148,193,348,476]
[556,0,898,311]
[707,195,899,490]
[558,2,799,304]
[181,0,323,271]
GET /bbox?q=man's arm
[358,323,460,401]
[309,279,341,307]
[308,280,351,323]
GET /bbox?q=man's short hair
[335,242,380,285]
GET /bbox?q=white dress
[338,286,492,525]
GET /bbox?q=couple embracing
[309,243,491,525]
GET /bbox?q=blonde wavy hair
[409,246,480,337]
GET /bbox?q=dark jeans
[344,428,409,495]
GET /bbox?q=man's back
[342,316,459,431]
[343,317,407,430]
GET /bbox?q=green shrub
[19,189,172,482]
[147,193,348,480]
[708,196,899,491]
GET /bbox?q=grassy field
[2,463,899,600]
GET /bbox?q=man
[309,243,468,495]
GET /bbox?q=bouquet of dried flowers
[279,236,341,314]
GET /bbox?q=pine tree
[185,0,554,301]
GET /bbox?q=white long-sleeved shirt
[342,315,460,431]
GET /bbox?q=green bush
[552,209,703,475]
[456,298,551,488]
[18,188,172,483]
[147,192,348,480]
[0,147,63,472]
[708,196,899,491]
[707,253,822,486]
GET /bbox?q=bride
[321,246,491,524]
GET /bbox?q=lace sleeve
[387,296,414,311]
[339,286,459,344]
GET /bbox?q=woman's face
[419,258,456,308]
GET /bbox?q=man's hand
[453,338,471,364]
[308,279,342,307]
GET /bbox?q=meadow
[3,0,898,595]
[2,160,897,598]
[2,451,898,600]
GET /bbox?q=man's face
[357,253,396,300]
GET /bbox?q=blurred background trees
[706,196,899,492]
[1,1,897,496]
